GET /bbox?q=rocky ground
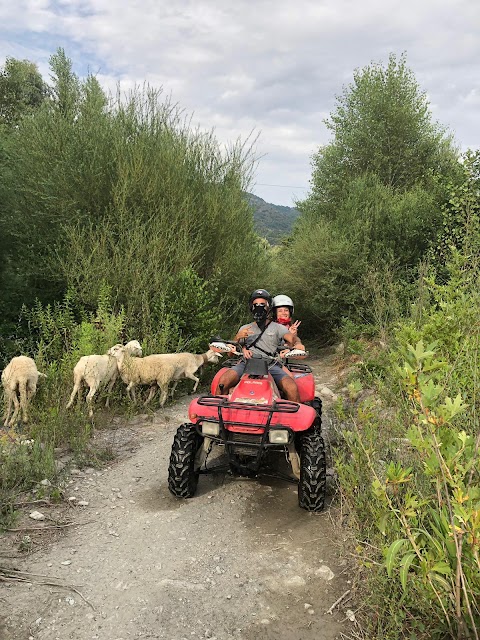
[0,349,359,640]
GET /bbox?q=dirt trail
[1,350,354,640]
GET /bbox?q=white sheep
[110,346,220,408]
[66,340,142,418]
[2,356,46,427]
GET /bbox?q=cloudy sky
[1,0,479,205]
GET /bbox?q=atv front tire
[298,429,326,512]
[168,423,203,498]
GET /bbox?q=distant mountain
[246,193,301,245]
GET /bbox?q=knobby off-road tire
[311,396,322,420]
[298,429,327,512]
[168,423,203,498]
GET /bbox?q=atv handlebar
[209,340,308,360]
[209,340,242,356]
[285,349,309,358]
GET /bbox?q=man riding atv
[214,289,305,401]
[168,290,326,511]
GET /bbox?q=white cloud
[1,0,480,204]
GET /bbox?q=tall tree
[0,57,49,338]
[0,48,267,350]
[48,48,80,120]
[0,57,48,126]
[276,54,461,335]
[305,53,458,217]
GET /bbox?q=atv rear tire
[298,429,326,512]
[168,423,203,498]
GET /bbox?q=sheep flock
[1,342,222,427]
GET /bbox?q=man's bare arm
[283,332,305,351]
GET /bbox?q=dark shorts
[231,360,289,385]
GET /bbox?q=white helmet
[272,295,294,316]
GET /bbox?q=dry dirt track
[1,352,355,640]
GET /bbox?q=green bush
[271,217,367,336]
[335,345,480,638]
[0,48,268,346]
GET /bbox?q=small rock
[304,603,312,610]
[29,511,45,521]
[61,560,71,566]
[334,342,345,355]
[315,565,335,581]
[307,609,315,615]
[346,609,356,622]
[319,386,337,400]
[65,596,75,606]
[109,530,119,537]
[55,460,66,472]
[68,496,77,502]
[78,500,89,506]
[40,478,51,486]
[112,487,121,492]
[284,575,306,588]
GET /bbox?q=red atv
[167,341,326,511]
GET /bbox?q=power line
[255,183,308,189]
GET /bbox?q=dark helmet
[249,289,272,311]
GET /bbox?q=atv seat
[244,357,269,377]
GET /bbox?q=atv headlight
[268,429,289,444]
[201,421,220,436]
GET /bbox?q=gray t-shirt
[239,321,289,358]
